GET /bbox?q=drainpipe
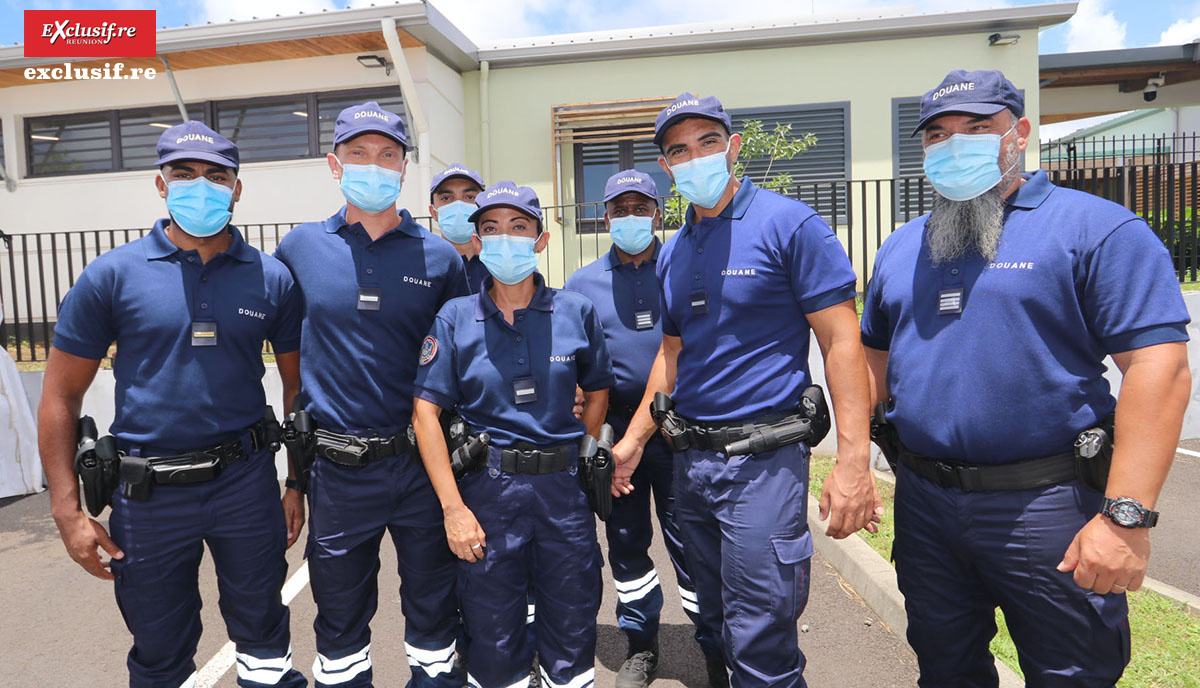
[159,56,190,122]
[480,60,490,181]
[382,17,431,204]
[0,117,12,191]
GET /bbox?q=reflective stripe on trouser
[306,452,461,688]
[604,416,719,658]
[673,443,812,688]
[109,448,306,688]
[893,464,1131,688]
[458,446,601,688]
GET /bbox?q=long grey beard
[925,185,1006,265]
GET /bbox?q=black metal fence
[4,166,1197,362]
[1048,161,1200,282]
[1041,132,1200,169]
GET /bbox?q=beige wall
[468,32,1039,192]
[0,46,466,235]
[463,31,1041,286]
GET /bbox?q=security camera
[1144,75,1166,102]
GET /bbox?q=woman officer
[412,181,614,688]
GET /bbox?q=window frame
[25,110,120,178]
[21,85,406,178]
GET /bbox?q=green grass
[1181,282,1200,293]
[809,455,1200,687]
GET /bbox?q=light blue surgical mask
[670,143,732,208]
[163,175,234,238]
[436,200,476,244]
[336,157,404,213]
[923,126,1018,202]
[609,214,655,254]
[480,235,539,285]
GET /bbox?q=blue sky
[3,0,1199,53]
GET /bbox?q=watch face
[1112,501,1142,526]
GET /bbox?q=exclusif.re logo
[24,10,156,58]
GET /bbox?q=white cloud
[1063,0,1127,52]
[1159,16,1200,46]
[196,0,340,25]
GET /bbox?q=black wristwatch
[284,478,305,493]
[1101,497,1158,528]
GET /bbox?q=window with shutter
[728,103,850,223]
[893,97,934,219]
[555,97,676,233]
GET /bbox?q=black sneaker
[615,641,660,688]
[705,656,729,688]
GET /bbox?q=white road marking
[1176,447,1200,459]
[196,561,310,688]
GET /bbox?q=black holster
[723,385,831,455]
[1073,415,1115,493]
[800,385,832,446]
[650,393,691,452]
[74,416,120,517]
[578,424,614,520]
[282,410,316,492]
[448,416,490,480]
[870,400,901,473]
[120,456,153,501]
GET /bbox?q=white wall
[1042,81,1200,121]
[0,46,466,235]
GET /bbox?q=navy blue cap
[430,163,485,196]
[913,69,1024,135]
[654,92,732,149]
[333,101,409,148]
[468,181,542,226]
[154,121,239,170]
[603,169,658,204]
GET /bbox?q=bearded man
[860,70,1190,687]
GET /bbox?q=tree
[662,120,817,227]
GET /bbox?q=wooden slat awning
[552,96,675,145]
[0,29,422,88]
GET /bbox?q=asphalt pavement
[1150,445,1200,597]
[0,487,918,688]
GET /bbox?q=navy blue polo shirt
[861,170,1190,464]
[53,220,302,451]
[274,207,468,436]
[658,178,857,422]
[414,274,616,447]
[564,240,662,408]
[463,254,489,295]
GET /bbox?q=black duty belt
[899,447,1077,492]
[679,412,794,452]
[315,428,412,467]
[607,402,639,421]
[137,418,275,485]
[499,443,572,475]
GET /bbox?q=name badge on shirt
[191,321,218,347]
[689,290,708,315]
[635,310,654,331]
[513,377,538,405]
[357,287,382,311]
[938,288,964,316]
